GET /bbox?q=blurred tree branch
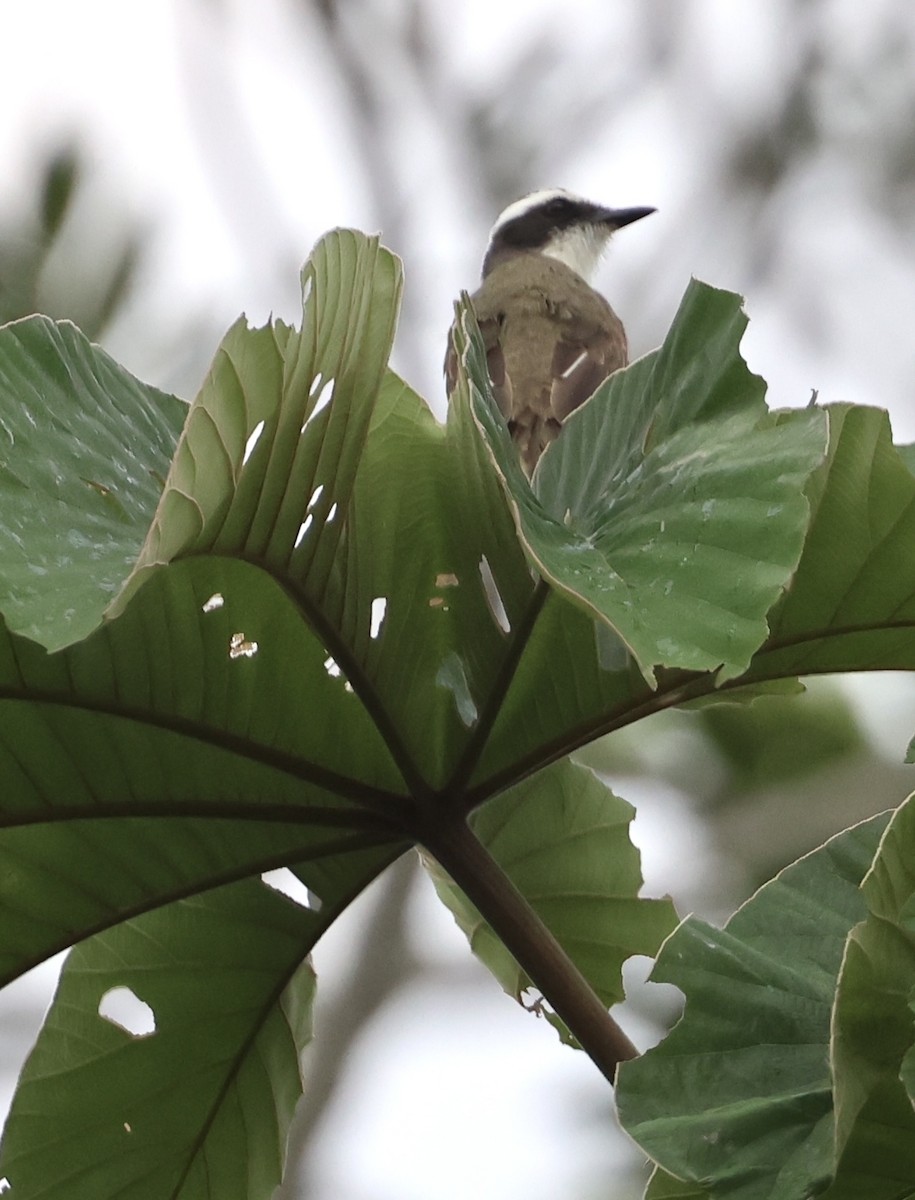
[0,143,143,337]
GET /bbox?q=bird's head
[481,188,655,282]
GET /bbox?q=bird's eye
[546,197,570,216]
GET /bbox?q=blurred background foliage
[0,144,141,337]
[1,2,914,1197]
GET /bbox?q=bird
[446,188,655,475]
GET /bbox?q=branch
[419,811,638,1084]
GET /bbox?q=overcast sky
[4,1,914,432]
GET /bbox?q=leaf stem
[418,810,638,1084]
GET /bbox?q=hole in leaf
[307,484,324,511]
[326,502,338,522]
[309,377,335,420]
[0,1177,9,1193]
[323,655,342,678]
[242,420,265,466]
[370,597,387,639]
[261,868,323,911]
[229,632,259,659]
[479,556,510,633]
[202,593,224,613]
[98,986,156,1038]
[302,275,313,305]
[124,1123,133,1134]
[295,515,313,547]
[430,571,459,611]
[323,656,354,693]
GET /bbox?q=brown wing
[504,291,628,474]
[446,255,628,475]
[549,330,625,422]
[443,314,513,421]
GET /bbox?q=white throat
[541,225,609,283]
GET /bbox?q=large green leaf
[616,812,889,1200]
[752,404,915,679]
[0,841,399,1200]
[105,229,535,791]
[0,555,406,988]
[119,230,401,601]
[467,402,915,794]
[0,317,186,650]
[328,367,535,788]
[822,794,915,1198]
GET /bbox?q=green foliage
[453,285,828,684]
[1,882,320,1200]
[0,317,186,649]
[0,228,913,1196]
[617,812,889,1199]
[0,143,143,336]
[824,797,915,1197]
[426,759,676,1036]
[695,681,865,797]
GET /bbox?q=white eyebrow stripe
[489,188,584,236]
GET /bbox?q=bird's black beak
[598,205,657,230]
